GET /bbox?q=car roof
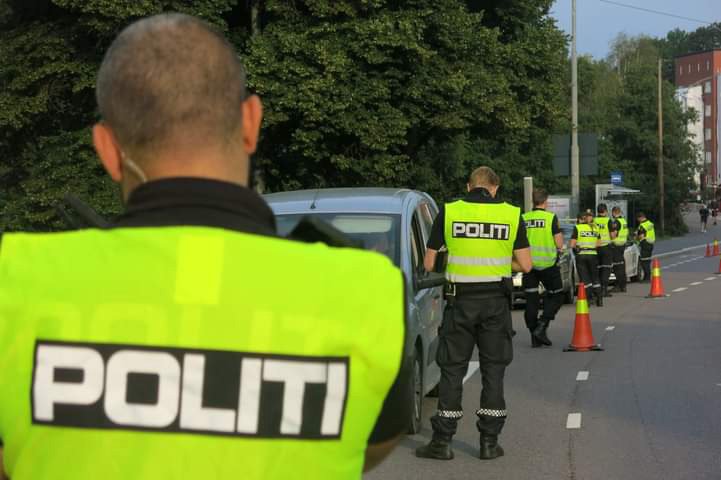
[264,188,422,215]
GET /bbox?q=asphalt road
[366,238,721,480]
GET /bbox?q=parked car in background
[264,188,444,434]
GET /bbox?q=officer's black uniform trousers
[575,252,601,298]
[611,243,627,289]
[639,240,654,281]
[431,283,513,440]
[522,265,564,331]
[597,245,613,290]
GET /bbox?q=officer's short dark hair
[532,188,548,206]
[612,206,621,215]
[637,211,646,219]
[597,203,608,214]
[96,13,246,159]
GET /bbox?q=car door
[411,202,443,394]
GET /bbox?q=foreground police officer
[610,206,628,293]
[570,211,603,306]
[416,167,531,461]
[522,189,565,348]
[0,14,410,480]
[636,211,656,282]
[594,204,614,298]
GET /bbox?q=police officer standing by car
[636,211,656,282]
[610,206,628,292]
[570,210,603,306]
[0,14,410,480]
[416,166,531,461]
[521,189,565,348]
[594,204,614,298]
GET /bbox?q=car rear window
[275,213,401,265]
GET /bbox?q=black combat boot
[533,319,552,346]
[595,289,603,307]
[416,437,454,460]
[479,434,505,460]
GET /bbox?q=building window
[707,60,711,71]
[706,152,713,164]
[680,65,683,76]
[706,104,712,117]
[698,63,701,72]
[705,81,712,94]
[688,64,692,73]
[706,128,712,141]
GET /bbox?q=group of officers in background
[522,192,656,349]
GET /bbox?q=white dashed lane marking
[690,282,704,286]
[576,371,589,381]
[605,326,615,331]
[705,277,717,281]
[566,413,582,429]
[672,287,688,292]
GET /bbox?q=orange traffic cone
[564,284,603,352]
[646,258,669,298]
[715,255,721,275]
[706,244,712,257]
[714,240,720,256]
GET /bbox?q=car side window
[410,215,426,278]
[416,203,435,243]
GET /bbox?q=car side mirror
[416,272,446,291]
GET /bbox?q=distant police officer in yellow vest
[636,211,656,282]
[610,206,628,292]
[594,204,614,298]
[570,211,603,306]
[0,14,410,480]
[416,167,531,461]
[521,189,565,348]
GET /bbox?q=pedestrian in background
[610,206,628,293]
[700,205,709,233]
[636,212,655,282]
[570,211,603,306]
[521,188,565,348]
[417,166,531,461]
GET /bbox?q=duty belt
[445,282,504,297]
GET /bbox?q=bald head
[96,13,246,158]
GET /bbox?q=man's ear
[241,95,263,155]
[93,123,123,182]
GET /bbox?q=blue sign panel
[610,172,623,186]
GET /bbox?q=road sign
[611,172,623,186]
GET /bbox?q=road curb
[653,243,707,260]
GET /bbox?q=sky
[550,0,720,59]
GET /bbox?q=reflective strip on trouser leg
[437,410,463,419]
[524,288,539,293]
[476,409,507,417]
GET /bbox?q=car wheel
[636,261,645,282]
[407,349,423,434]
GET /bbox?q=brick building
[675,49,721,199]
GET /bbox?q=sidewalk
[653,205,720,255]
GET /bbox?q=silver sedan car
[264,188,444,434]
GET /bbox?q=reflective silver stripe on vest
[531,246,557,254]
[446,273,505,283]
[448,255,512,266]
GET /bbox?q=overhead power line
[597,0,719,27]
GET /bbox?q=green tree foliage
[0,0,565,230]
[566,35,697,234]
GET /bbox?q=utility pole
[571,0,580,217]
[657,58,665,236]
